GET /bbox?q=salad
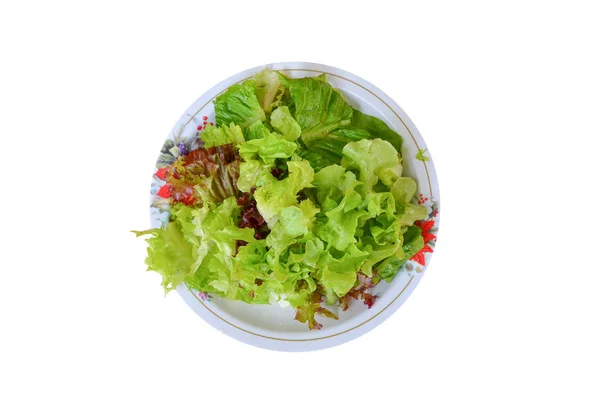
[133,69,428,330]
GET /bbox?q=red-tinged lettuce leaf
[338,272,379,311]
[357,272,375,289]
[165,144,240,206]
[236,192,270,242]
[361,292,378,309]
[294,292,338,330]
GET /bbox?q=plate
[149,62,440,351]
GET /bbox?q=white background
[1,1,599,396]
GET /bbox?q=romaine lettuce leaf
[349,110,403,152]
[245,120,270,141]
[298,127,372,171]
[285,75,353,144]
[215,80,266,129]
[254,68,283,113]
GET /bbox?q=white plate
[149,62,440,351]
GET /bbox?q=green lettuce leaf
[254,160,315,227]
[182,197,258,299]
[349,110,403,152]
[285,75,353,145]
[359,240,400,276]
[341,138,403,191]
[401,225,425,259]
[312,164,361,205]
[270,106,301,141]
[375,225,424,281]
[238,131,298,165]
[298,199,319,230]
[374,256,404,283]
[322,267,356,296]
[298,127,371,171]
[202,122,244,148]
[132,198,256,294]
[245,120,270,141]
[254,68,283,113]
[237,159,272,192]
[391,178,428,226]
[316,195,366,251]
[266,206,310,253]
[215,80,266,129]
[132,207,198,293]
[286,234,325,269]
[416,148,430,161]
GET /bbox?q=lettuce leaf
[316,195,366,251]
[238,131,298,165]
[165,145,240,206]
[401,225,426,259]
[132,209,198,293]
[391,178,428,226]
[266,206,310,253]
[215,80,266,129]
[254,160,314,227]
[245,120,270,141]
[416,148,430,161]
[270,106,301,141]
[312,164,361,205]
[285,75,353,145]
[341,138,402,191]
[349,110,403,152]
[294,292,338,331]
[237,160,272,192]
[254,68,283,113]
[322,267,357,296]
[202,123,244,148]
[298,127,371,171]
[171,197,257,299]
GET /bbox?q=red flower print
[411,220,437,266]
[155,167,168,180]
[411,244,433,266]
[156,184,171,198]
[415,220,436,244]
